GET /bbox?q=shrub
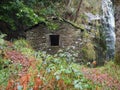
[81,31,96,63]
[13,39,35,57]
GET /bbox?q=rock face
[115,5,120,49]
[114,0,120,6]
[114,1,120,63]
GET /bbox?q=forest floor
[0,39,120,90]
[81,66,120,90]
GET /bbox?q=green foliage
[13,39,35,56]
[34,52,93,89]
[16,3,40,26]
[0,56,22,87]
[0,34,9,51]
[0,0,40,30]
[0,34,6,46]
[3,38,96,89]
[56,48,78,63]
[0,59,22,87]
[46,22,59,30]
[1,38,120,89]
[13,39,29,49]
[0,0,62,33]
[0,36,21,87]
[81,31,96,62]
[82,42,96,61]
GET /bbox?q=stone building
[26,20,83,55]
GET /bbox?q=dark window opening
[50,35,60,46]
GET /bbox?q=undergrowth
[0,34,120,90]
[99,61,120,82]
[0,35,95,90]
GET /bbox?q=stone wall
[26,22,82,55]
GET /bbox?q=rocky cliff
[114,1,120,63]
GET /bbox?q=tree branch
[74,0,83,22]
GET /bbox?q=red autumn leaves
[4,50,35,74]
[82,68,120,89]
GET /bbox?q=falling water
[102,0,115,59]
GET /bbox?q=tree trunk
[74,0,83,22]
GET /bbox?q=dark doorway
[49,35,60,46]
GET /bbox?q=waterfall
[102,0,115,59]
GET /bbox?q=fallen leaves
[2,41,120,90]
[82,68,120,89]
[4,50,36,75]
[33,77,43,90]
[6,79,15,90]
[19,74,31,90]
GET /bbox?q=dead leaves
[6,79,16,90]
[57,79,66,90]
[4,50,36,75]
[19,74,31,90]
[4,50,30,67]
[33,77,43,90]
[82,68,120,89]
